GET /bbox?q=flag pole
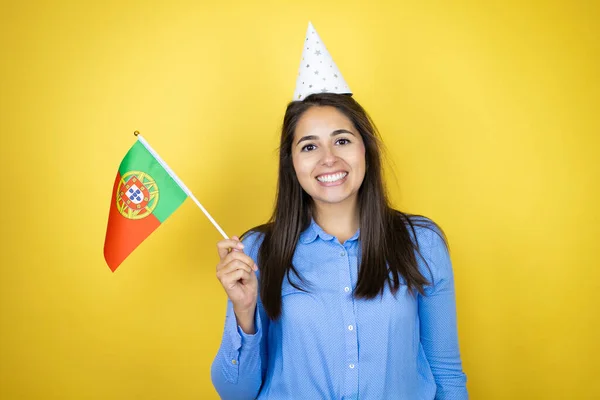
[133,131,229,240]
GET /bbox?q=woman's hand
[215,236,259,333]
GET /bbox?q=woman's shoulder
[239,223,271,258]
[392,210,454,283]
[392,210,447,248]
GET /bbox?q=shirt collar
[299,218,360,244]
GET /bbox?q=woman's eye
[336,138,351,145]
[301,144,316,152]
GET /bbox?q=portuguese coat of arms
[116,171,159,219]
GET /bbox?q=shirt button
[349,364,355,369]
[340,251,346,256]
[348,325,354,331]
[231,359,237,365]
[344,287,350,292]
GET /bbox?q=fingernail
[237,243,244,249]
[253,264,258,271]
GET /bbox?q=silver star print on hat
[293,21,352,101]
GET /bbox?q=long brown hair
[243,93,444,320]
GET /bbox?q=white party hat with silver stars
[293,21,352,101]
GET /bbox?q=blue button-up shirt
[211,219,468,399]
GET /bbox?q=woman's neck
[313,199,360,244]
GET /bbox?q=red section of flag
[103,172,161,272]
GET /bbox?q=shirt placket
[337,242,359,399]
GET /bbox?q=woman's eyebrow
[296,135,319,146]
[331,129,355,137]
[296,129,355,146]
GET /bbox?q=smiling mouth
[316,172,348,183]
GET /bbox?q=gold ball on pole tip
[133,130,140,136]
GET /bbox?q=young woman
[211,93,468,399]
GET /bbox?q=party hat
[293,21,351,101]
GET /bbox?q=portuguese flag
[104,135,188,271]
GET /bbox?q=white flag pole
[134,131,229,240]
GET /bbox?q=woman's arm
[211,295,269,400]
[211,232,269,400]
[418,227,468,399]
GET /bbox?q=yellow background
[1,0,598,398]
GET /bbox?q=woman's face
[292,105,366,208]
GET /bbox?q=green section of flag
[118,141,187,222]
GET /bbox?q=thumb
[231,236,243,253]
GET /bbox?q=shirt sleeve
[210,232,269,400]
[418,226,469,399]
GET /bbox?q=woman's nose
[320,146,337,166]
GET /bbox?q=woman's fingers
[221,268,253,287]
[217,259,253,278]
[215,236,258,290]
[217,249,257,272]
[216,236,245,259]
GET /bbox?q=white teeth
[317,172,348,183]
